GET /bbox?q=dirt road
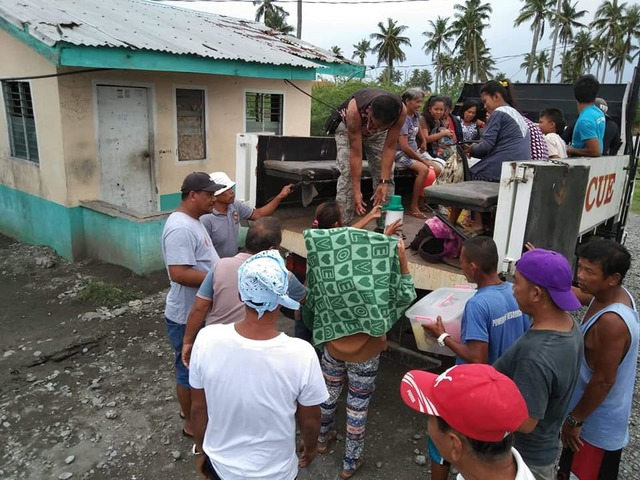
[0,235,439,480]
[2,227,640,480]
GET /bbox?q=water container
[383,195,404,232]
[405,287,476,356]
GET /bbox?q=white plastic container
[405,287,476,356]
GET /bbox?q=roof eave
[0,15,60,65]
[314,60,366,79]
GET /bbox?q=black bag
[324,109,343,135]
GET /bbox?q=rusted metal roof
[0,0,354,70]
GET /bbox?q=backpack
[409,217,463,263]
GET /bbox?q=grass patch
[76,280,141,308]
[633,180,640,213]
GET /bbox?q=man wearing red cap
[401,364,534,479]
[494,249,584,480]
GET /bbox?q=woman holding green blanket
[307,202,416,479]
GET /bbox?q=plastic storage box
[405,287,476,356]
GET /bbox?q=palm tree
[330,45,344,57]
[514,0,554,82]
[520,51,549,82]
[547,0,588,81]
[570,30,594,80]
[352,39,371,65]
[253,0,285,23]
[591,0,627,82]
[422,17,452,91]
[618,5,640,81]
[264,9,294,35]
[449,0,493,83]
[476,44,496,82]
[370,18,412,85]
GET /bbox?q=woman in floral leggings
[310,202,414,479]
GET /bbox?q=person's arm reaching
[251,184,295,219]
[372,106,407,206]
[346,99,366,216]
[423,318,489,364]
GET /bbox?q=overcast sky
[164,0,636,84]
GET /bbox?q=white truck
[234,71,639,357]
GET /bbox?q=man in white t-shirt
[401,364,535,480]
[162,171,224,438]
[190,250,328,480]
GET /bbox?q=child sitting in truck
[538,108,568,159]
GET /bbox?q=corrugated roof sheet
[0,0,354,69]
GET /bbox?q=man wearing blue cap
[189,250,328,480]
[494,249,584,480]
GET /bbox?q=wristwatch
[379,179,392,184]
[565,413,583,428]
[437,333,451,347]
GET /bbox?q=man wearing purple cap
[494,249,584,480]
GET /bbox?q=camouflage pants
[335,124,394,225]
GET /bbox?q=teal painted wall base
[0,185,167,275]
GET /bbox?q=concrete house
[0,0,362,273]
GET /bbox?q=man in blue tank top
[558,239,638,480]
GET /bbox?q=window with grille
[3,81,39,162]
[245,92,283,135]
[176,88,206,161]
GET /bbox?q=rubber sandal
[408,210,428,219]
[339,458,364,479]
[317,429,337,454]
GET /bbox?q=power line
[171,0,432,3]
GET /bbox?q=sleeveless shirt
[337,88,402,137]
[568,287,639,450]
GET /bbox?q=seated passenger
[458,100,484,143]
[567,74,605,157]
[538,108,568,159]
[395,88,439,219]
[464,80,530,182]
[420,96,454,168]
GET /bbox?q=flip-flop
[339,458,364,479]
[407,210,428,219]
[317,429,337,454]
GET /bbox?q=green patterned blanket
[302,227,416,345]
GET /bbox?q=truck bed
[274,208,468,291]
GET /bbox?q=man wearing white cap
[189,250,328,480]
[200,171,294,258]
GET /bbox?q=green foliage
[633,180,640,213]
[404,69,433,92]
[76,280,141,308]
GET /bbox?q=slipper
[407,210,428,219]
[317,429,337,454]
[339,458,364,479]
[182,428,193,438]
